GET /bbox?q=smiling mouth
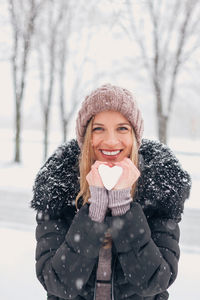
[100,150,123,156]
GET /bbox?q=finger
[123,158,139,173]
[91,165,101,173]
[113,161,124,166]
[86,173,91,183]
[114,160,129,169]
[132,164,140,175]
[132,167,140,180]
[136,168,141,177]
[93,161,108,168]
[91,165,103,178]
[113,162,123,169]
[91,162,101,170]
[124,157,135,167]
[95,160,109,164]
[108,163,115,167]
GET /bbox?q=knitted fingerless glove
[88,186,108,223]
[108,188,132,216]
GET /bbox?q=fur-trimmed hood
[31,139,191,222]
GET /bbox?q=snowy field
[0,129,200,300]
[1,226,200,300]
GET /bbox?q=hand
[86,161,107,187]
[113,157,140,190]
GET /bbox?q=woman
[31,84,191,300]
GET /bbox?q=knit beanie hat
[75,84,144,149]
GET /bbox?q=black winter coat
[31,139,191,300]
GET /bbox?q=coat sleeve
[108,202,180,297]
[35,204,108,299]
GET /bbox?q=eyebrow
[93,122,131,126]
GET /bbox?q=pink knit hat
[75,84,144,149]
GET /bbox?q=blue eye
[92,126,129,132]
[92,127,103,131]
[119,127,128,131]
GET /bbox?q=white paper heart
[98,164,123,190]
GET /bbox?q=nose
[103,130,119,147]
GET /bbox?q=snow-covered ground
[0,129,200,299]
[0,225,200,300]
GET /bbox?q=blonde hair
[75,116,139,248]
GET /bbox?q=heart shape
[98,164,123,190]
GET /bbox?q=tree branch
[125,0,151,73]
[167,0,198,114]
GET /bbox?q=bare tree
[58,23,93,142]
[123,0,200,144]
[9,0,43,162]
[35,0,102,159]
[57,0,98,143]
[0,2,10,61]
[57,0,73,143]
[35,0,65,160]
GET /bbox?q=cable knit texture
[88,186,132,223]
[75,84,144,149]
[108,188,132,216]
[88,186,108,223]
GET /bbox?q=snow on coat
[31,138,191,222]
[30,138,191,300]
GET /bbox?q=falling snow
[30,139,191,225]
[74,233,81,242]
[1,133,198,299]
[75,278,84,290]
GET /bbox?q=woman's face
[91,110,133,163]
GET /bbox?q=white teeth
[101,150,121,156]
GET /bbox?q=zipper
[93,261,98,300]
[93,279,97,300]
[93,254,117,300]
[111,255,117,300]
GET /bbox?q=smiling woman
[31,84,191,300]
[91,111,133,162]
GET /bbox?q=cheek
[125,138,133,153]
[123,135,133,146]
[92,135,101,148]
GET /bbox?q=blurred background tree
[120,0,200,144]
[3,0,200,162]
[9,0,45,162]
[111,0,200,144]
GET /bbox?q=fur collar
[31,139,191,222]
